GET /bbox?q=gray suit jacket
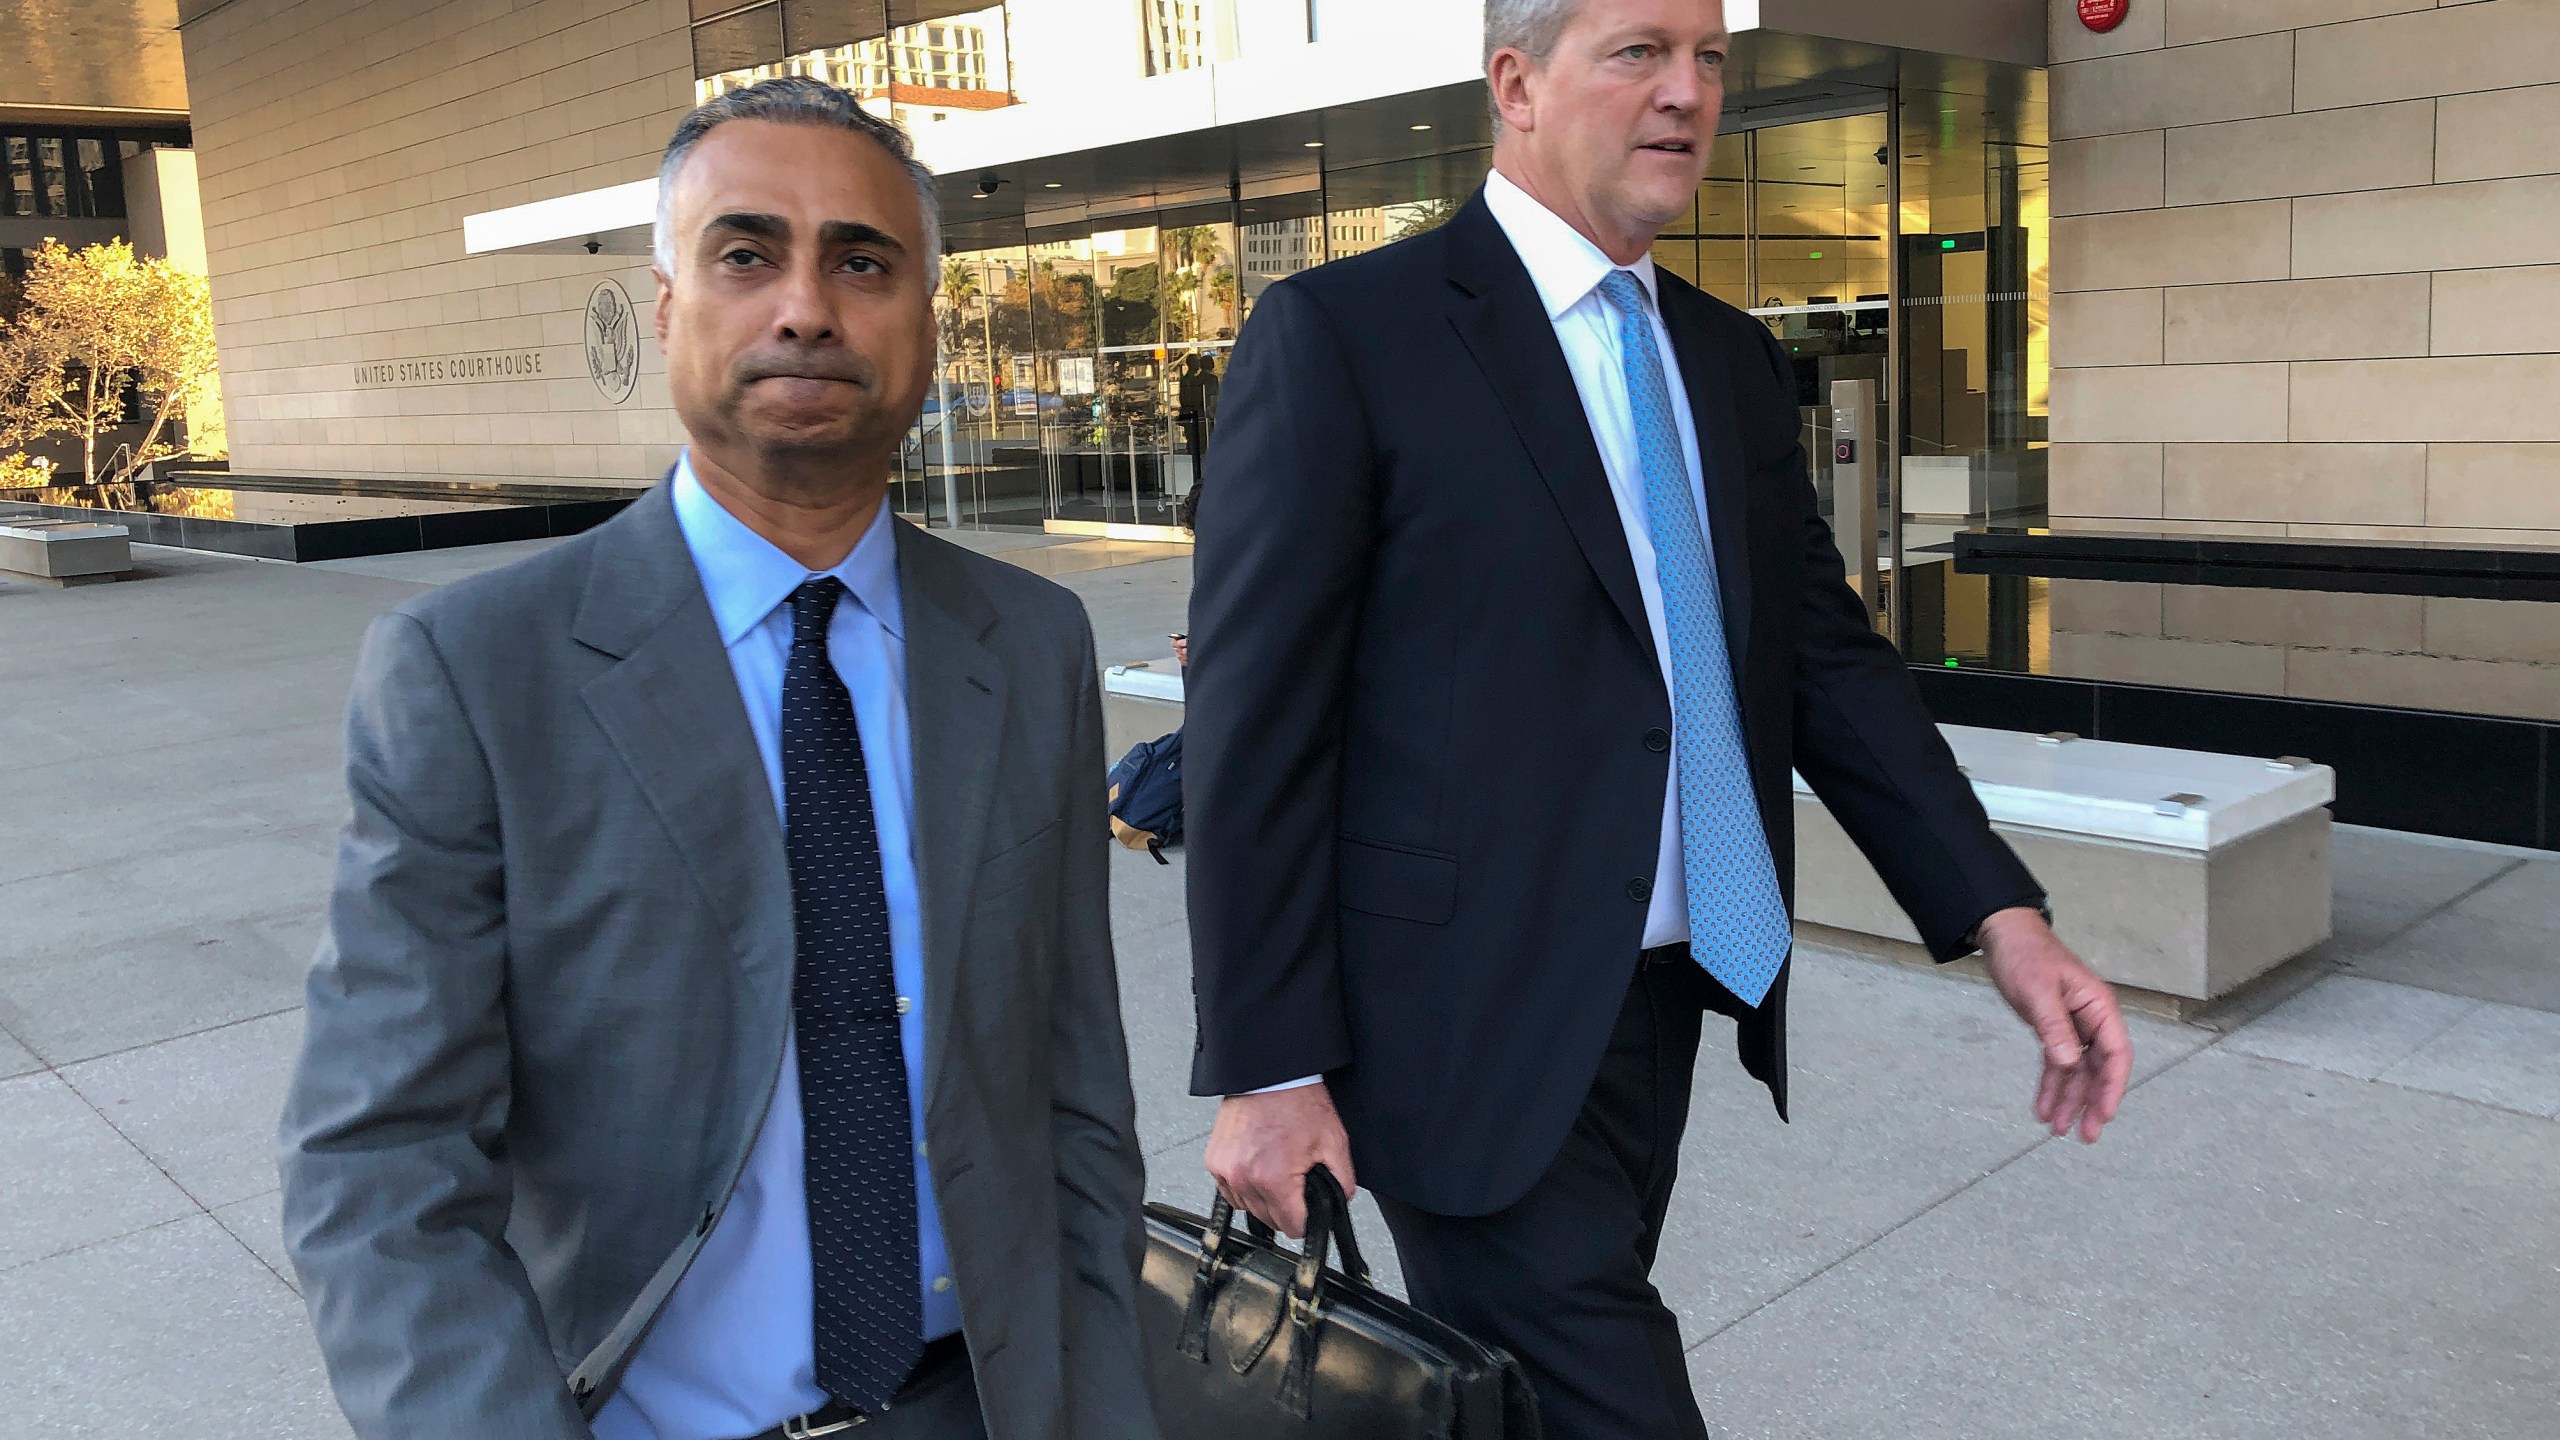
[279,485,1158,1440]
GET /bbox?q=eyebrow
[820,220,906,255]
[699,212,908,256]
[702,211,786,245]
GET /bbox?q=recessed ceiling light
[1044,182,1062,189]
[1304,140,1325,148]
[1411,123,1432,131]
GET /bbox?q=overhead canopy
[463,0,2043,259]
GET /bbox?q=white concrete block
[0,518,133,585]
[1793,727,2337,1001]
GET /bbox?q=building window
[1141,0,1211,76]
[0,129,139,219]
[695,8,1007,109]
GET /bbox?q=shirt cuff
[1964,898,2054,954]
[1242,1075,1322,1096]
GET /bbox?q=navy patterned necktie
[781,577,923,1411]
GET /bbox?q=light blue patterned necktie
[1596,270,1792,1007]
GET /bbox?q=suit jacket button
[1627,878,1653,903]
[1644,728,1671,753]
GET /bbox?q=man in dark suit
[1182,2,2134,1436]
[280,80,1157,1440]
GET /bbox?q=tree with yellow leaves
[0,239,221,487]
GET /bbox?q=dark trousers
[747,1339,984,1440]
[1375,948,1716,1440]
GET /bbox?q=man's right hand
[1205,1082,1357,1239]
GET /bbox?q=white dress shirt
[1245,172,1724,1097]
[1481,166,1712,953]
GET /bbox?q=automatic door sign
[585,279,641,405]
[2078,0,2130,33]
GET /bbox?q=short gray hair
[1484,0,1582,65]
[653,76,943,288]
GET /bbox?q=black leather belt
[756,1335,970,1438]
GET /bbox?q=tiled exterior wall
[2044,579,2560,721]
[2047,0,2560,540]
[177,0,693,485]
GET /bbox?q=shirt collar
[670,451,905,648]
[1482,167,1662,323]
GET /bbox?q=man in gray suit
[280,79,1158,1440]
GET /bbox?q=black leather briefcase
[1139,1167,1541,1439]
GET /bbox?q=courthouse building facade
[174,0,2560,539]
[160,0,2560,843]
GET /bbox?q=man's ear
[1488,48,1539,133]
[651,266,674,345]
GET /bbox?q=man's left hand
[1976,908,2133,1144]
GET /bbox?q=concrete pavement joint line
[50,1003,305,1073]
[2336,858,2529,962]
[32,1060,243,1289]
[40,1002,309,1294]
[209,1200,300,1295]
[0,1014,42,1079]
[2338,821,2560,865]
[0,820,311,895]
[1145,1127,1215,1163]
[2370,987,2492,1081]
[0,715,345,789]
[2357,988,2560,1123]
[0,1210,200,1281]
[1685,1027,2238,1354]
[2367,1068,2560,1124]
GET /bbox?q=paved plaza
[3,537,2557,1439]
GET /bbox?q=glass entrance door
[1652,101,2049,646]
[1654,110,1895,630]
[909,95,2046,585]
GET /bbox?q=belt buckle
[783,1414,866,1437]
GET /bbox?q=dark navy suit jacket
[1183,192,2043,1218]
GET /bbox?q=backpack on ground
[1108,730,1184,863]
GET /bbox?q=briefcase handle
[1240,1165,1372,1287]
[1180,1165,1374,1418]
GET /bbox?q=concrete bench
[1100,660,1186,759]
[1103,659,1186,703]
[0,516,133,587]
[1093,663,2333,1005]
[1796,727,2335,1008]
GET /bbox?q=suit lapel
[1659,281,1758,666]
[573,485,794,989]
[893,522,1006,1093]
[1443,196,1656,659]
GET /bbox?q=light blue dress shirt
[593,457,958,1440]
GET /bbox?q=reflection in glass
[1895,77,2050,651]
[1646,131,1744,300]
[1673,114,1894,630]
[1,131,141,220]
[1904,566,2560,725]
[903,147,1488,533]
[691,4,785,78]
[1896,87,2048,531]
[1140,0,1232,74]
[696,1,1018,124]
